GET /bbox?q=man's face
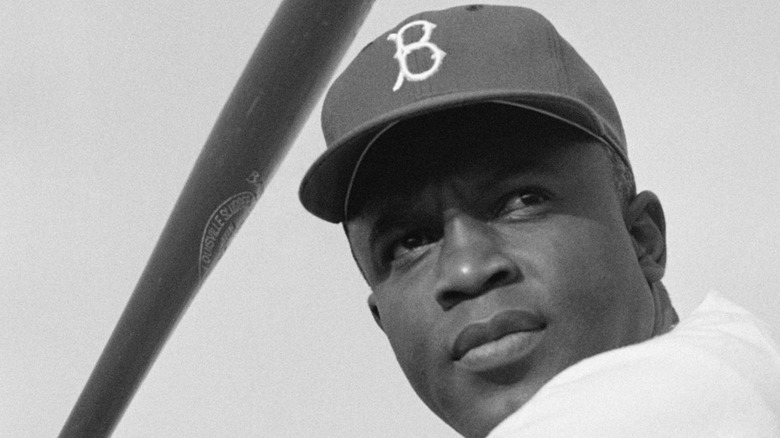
[346,115,657,438]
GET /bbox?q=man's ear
[625,191,666,283]
[367,293,384,331]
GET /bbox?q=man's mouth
[452,310,545,371]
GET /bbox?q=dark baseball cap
[299,4,628,223]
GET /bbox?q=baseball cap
[299,4,628,223]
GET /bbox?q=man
[298,5,780,437]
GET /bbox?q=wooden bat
[59,1,374,436]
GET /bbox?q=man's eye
[389,230,436,261]
[499,190,550,217]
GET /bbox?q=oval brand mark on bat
[198,191,257,281]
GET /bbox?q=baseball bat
[59,1,374,436]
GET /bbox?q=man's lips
[451,310,546,364]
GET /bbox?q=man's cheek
[384,318,430,387]
[379,296,432,357]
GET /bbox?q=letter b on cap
[387,20,446,92]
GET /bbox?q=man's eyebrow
[367,207,417,243]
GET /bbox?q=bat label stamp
[199,191,257,281]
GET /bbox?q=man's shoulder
[487,292,780,438]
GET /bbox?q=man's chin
[445,395,527,438]
[440,368,542,438]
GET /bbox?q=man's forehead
[362,152,547,213]
[345,105,591,218]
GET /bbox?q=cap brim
[299,90,620,223]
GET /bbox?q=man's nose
[433,213,521,310]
